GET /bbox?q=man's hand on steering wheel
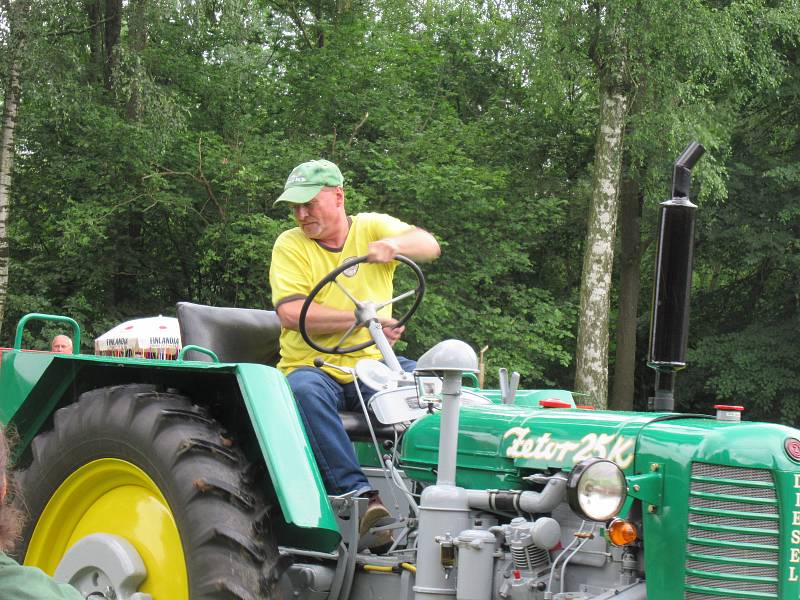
[367,239,400,263]
[380,318,405,346]
[299,255,425,355]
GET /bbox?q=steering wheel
[299,254,425,354]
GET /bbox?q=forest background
[0,0,797,422]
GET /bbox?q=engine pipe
[466,476,567,514]
[647,141,705,411]
[413,341,478,600]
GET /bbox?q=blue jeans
[288,356,416,495]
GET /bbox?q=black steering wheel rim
[298,254,425,354]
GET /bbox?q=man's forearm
[369,227,441,263]
[276,299,357,334]
[392,227,440,261]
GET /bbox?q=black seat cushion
[176,302,282,365]
[340,412,399,443]
[176,301,396,441]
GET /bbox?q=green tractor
[2,143,799,600]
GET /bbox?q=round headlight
[567,458,627,522]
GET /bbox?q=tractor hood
[399,404,704,488]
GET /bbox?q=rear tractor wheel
[16,384,281,600]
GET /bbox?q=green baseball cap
[274,159,344,206]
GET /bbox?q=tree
[545,0,632,407]
[609,174,644,409]
[567,0,796,408]
[679,21,800,422]
[573,74,629,406]
[608,0,799,410]
[0,0,29,332]
[0,0,794,425]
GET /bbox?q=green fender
[0,350,340,552]
[235,362,340,551]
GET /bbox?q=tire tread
[17,383,280,599]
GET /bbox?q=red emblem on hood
[785,438,800,462]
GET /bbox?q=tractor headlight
[567,458,627,522]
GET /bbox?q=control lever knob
[313,357,354,375]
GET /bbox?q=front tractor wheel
[16,384,280,600]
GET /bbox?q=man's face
[292,187,343,240]
[51,336,73,353]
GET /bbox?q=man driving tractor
[269,159,440,550]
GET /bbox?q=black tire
[16,384,281,600]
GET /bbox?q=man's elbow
[418,229,441,261]
[275,304,300,330]
[429,236,441,259]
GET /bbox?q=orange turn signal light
[607,518,638,546]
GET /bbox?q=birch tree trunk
[0,13,23,332]
[573,83,628,407]
[609,175,644,410]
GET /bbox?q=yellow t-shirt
[269,212,414,382]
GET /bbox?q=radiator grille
[687,527,777,546]
[686,542,778,564]
[689,495,778,515]
[685,575,777,594]
[691,463,774,483]
[691,480,777,498]
[684,463,779,599]
[689,511,777,529]
[686,595,754,600]
[686,560,775,578]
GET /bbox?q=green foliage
[677,36,800,423]
[196,213,287,307]
[0,0,796,415]
[683,323,800,423]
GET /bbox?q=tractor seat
[175,302,397,442]
[177,302,282,366]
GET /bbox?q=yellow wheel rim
[24,458,188,600]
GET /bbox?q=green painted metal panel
[0,351,85,451]
[774,469,800,598]
[508,389,576,408]
[400,405,669,488]
[0,350,56,422]
[402,406,800,598]
[0,349,340,553]
[0,349,227,451]
[635,417,800,600]
[354,441,382,467]
[235,363,340,551]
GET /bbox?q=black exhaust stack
[647,141,705,411]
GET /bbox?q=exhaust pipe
[647,141,705,411]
